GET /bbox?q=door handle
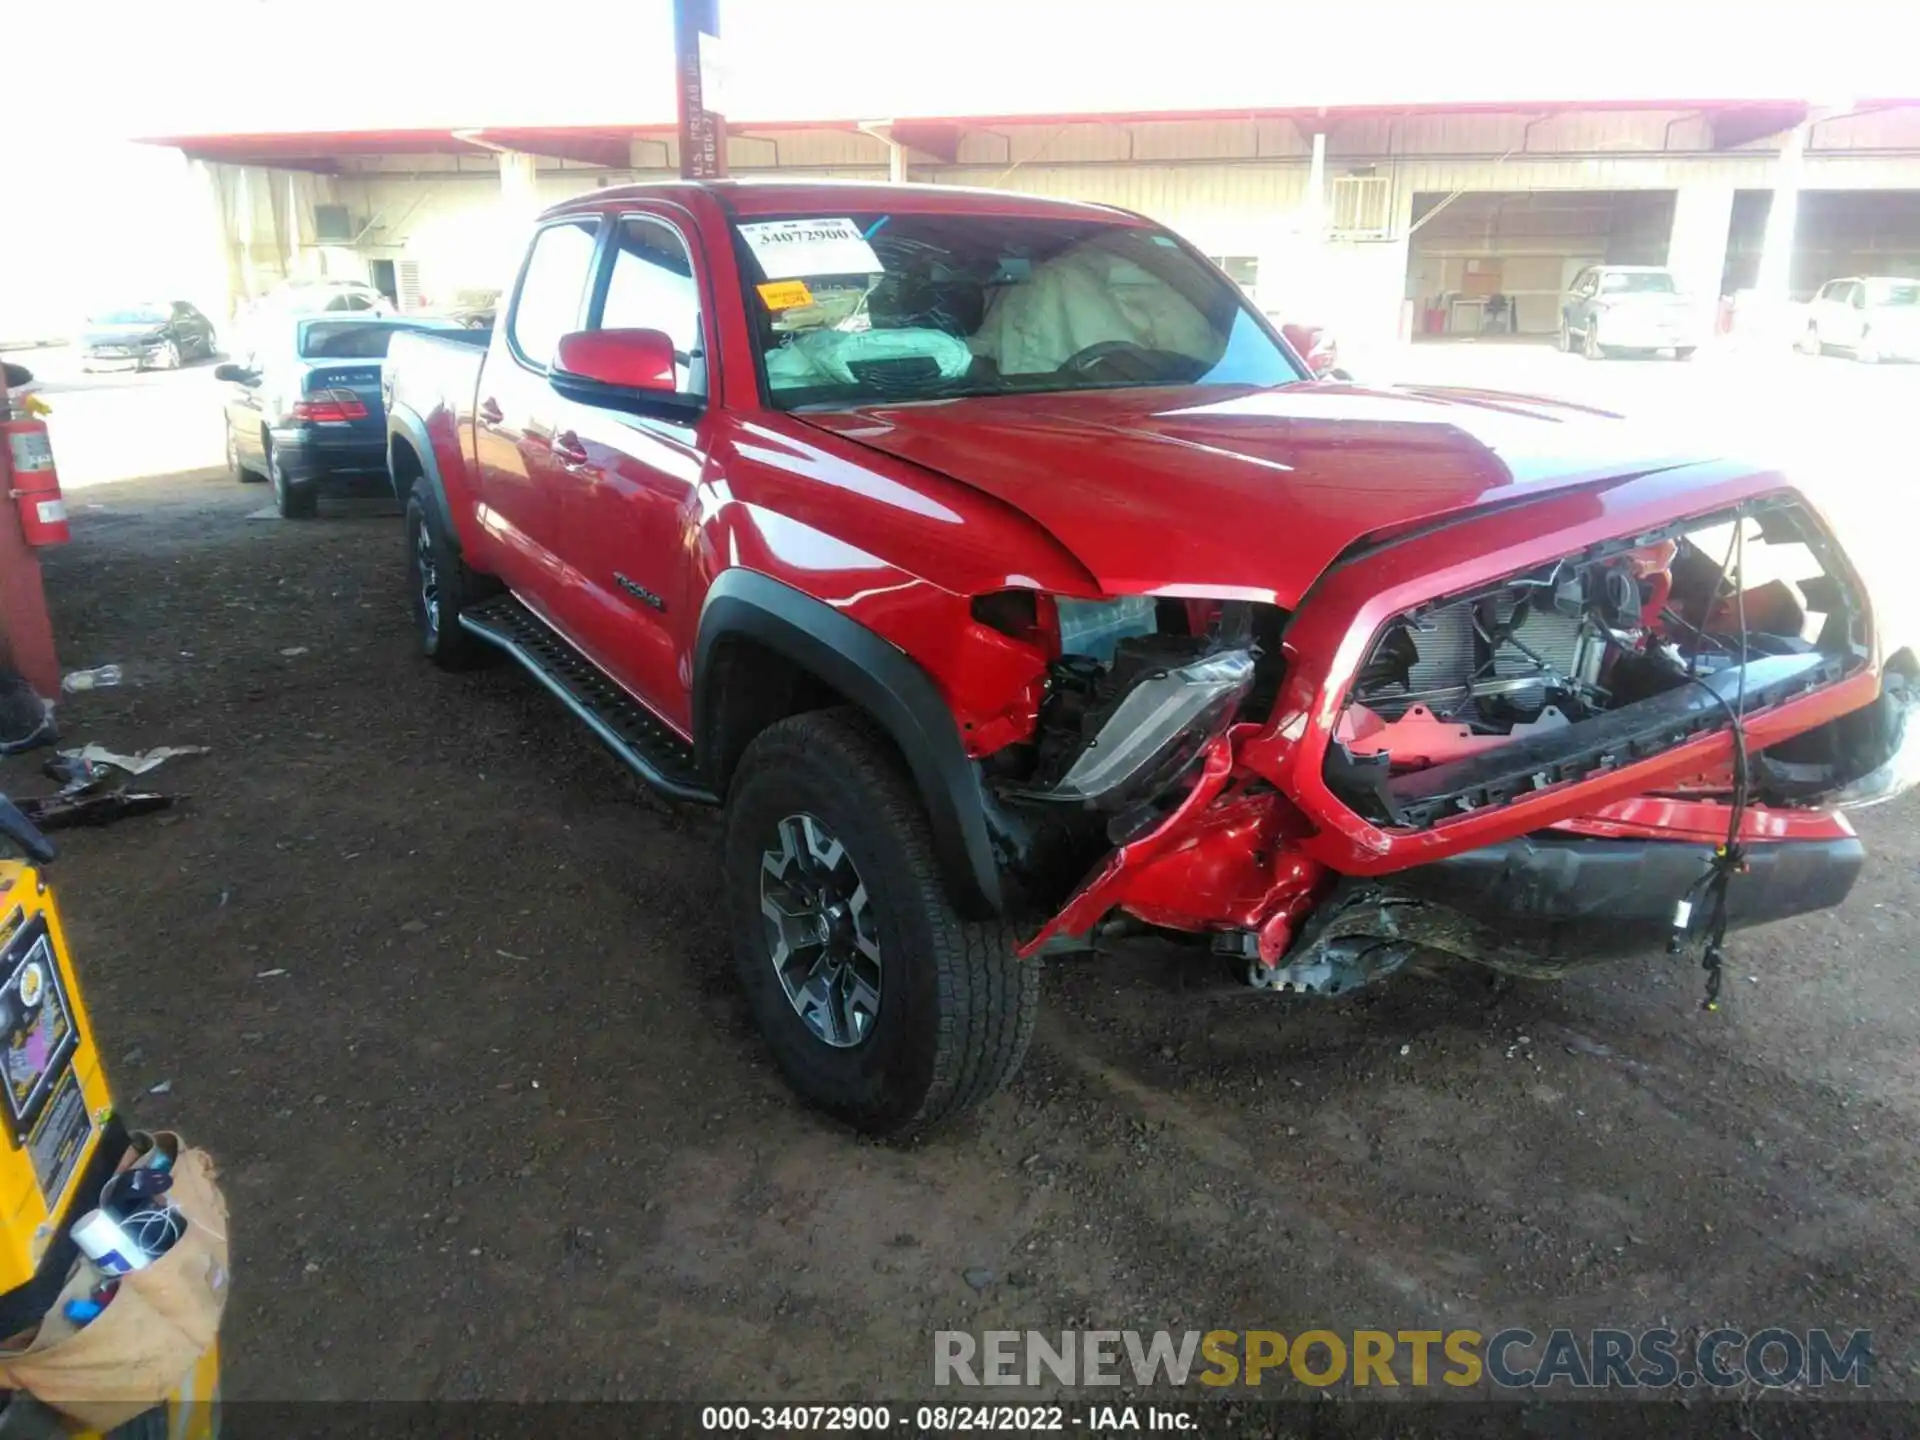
[553,430,589,467]
[477,397,504,427]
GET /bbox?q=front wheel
[226,422,265,484]
[724,709,1037,1140]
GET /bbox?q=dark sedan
[80,302,218,372]
[217,315,465,519]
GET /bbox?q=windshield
[734,211,1301,409]
[1865,280,1920,307]
[91,307,167,326]
[1599,271,1676,295]
[298,321,406,358]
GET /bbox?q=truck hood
[799,383,1709,608]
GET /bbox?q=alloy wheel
[414,517,441,642]
[759,813,882,1049]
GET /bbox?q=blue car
[217,314,470,518]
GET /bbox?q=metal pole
[674,0,727,179]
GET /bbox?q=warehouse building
[150,98,1920,354]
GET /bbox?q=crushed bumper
[1258,829,1865,992]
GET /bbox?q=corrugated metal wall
[214,105,1920,334]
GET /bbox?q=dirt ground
[8,466,1920,1415]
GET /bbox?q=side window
[1849,283,1867,309]
[1573,270,1595,297]
[509,218,601,369]
[596,216,707,397]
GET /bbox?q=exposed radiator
[1369,594,1590,718]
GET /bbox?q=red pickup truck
[385,180,1917,1138]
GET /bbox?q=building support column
[1749,120,1810,339]
[497,151,541,274]
[1666,182,1734,339]
[1305,131,1328,239]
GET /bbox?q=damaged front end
[984,475,1915,993]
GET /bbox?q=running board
[460,596,719,806]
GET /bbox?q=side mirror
[554,328,675,388]
[550,329,697,417]
[213,362,256,384]
[1281,322,1338,378]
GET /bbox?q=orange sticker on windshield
[757,280,815,311]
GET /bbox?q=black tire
[225,420,265,484]
[267,439,317,519]
[405,479,495,670]
[724,709,1037,1140]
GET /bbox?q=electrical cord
[1668,516,1752,1010]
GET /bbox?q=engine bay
[1325,498,1869,827]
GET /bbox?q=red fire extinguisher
[2,416,70,548]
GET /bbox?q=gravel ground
[6,464,1918,1424]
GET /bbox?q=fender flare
[694,570,1005,918]
[387,405,457,544]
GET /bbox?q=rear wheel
[724,709,1037,1140]
[405,479,494,670]
[267,439,316,519]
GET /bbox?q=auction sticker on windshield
[756,280,816,311]
[738,218,882,279]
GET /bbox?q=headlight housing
[1044,647,1254,806]
[979,590,1258,811]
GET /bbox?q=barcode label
[9,432,54,472]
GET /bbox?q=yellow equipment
[0,799,219,1439]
